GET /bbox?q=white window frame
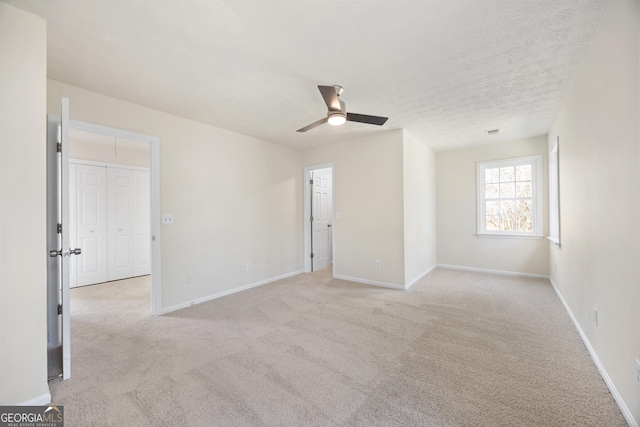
[476,154,543,238]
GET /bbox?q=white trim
[405,264,438,290]
[549,278,637,427]
[548,137,561,246]
[437,264,549,279]
[18,392,52,406]
[333,274,405,290]
[546,236,561,245]
[77,120,162,317]
[476,233,544,239]
[51,115,162,317]
[303,163,335,274]
[70,158,149,172]
[160,270,304,315]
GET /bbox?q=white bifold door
[107,167,151,281]
[76,164,108,286]
[71,163,150,287]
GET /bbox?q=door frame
[303,163,334,273]
[49,116,162,316]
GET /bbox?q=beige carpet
[49,268,626,426]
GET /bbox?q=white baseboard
[160,270,305,315]
[18,392,52,406]
[405,264,438,290]
[437,263,549,279]
[549,278,637,427]
[333,274,405,290]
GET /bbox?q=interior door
[76,164,108,286]
[133,170,151,276]
[311,168,333,271]
[47,97,78,380]
[107,167,134,281]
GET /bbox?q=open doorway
[304,164,334,273]
[46,114,162,380]
[68,128,151,288]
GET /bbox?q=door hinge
[57,223,62,234]
[309,179,313,185]
[310,216,314,222]
[310,253,314,259]
[57,304,62,315]
[56,142,62,153]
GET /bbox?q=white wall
[303,130,406,287]
[402,130,437,286]
[48,80,304,311]
[548,0,639,423]
[0,3,50,405]
[70,139,150,167]
[303,129,438,289]
[436,136,549,276]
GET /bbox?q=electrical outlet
[635,359,640,384]
[375,260,381,269]
[592,308,598,326]
[187,274,193,284]
[246,262,251,272]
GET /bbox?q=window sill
[546,236,561,246]
[476,233,544,240]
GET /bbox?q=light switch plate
[336,212,341,220]
[162,214,174,225]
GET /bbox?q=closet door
[76,164,108,286]
[133,170,151,276]
[107,168,134,281]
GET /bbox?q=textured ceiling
[7,0,609,151]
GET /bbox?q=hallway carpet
[49,268,626,426]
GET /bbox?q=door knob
[70,248,82,255]
[49,249,62,257]
[327,224,332,228]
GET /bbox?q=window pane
[500,200,514,215]
[516,199,532,216]
[500,182,515,198]
[485,184,499,198]
[500,216,516,231]
[516,182,531,197]
[500,167,515,182]
[486,216,500,231]
[485,201,499,216]
[517,216,532,232]
[485,168,499,183]
[516,165,532,181]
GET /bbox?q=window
[548,138,560,245]
[477,155,543,237]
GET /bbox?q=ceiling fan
[297,85,388,132]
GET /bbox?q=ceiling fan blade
[297,117,328,132]
[318,85,341,112]
[346,113,388,126]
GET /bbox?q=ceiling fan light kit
[297,85,388,132]
[327,113,347,126]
